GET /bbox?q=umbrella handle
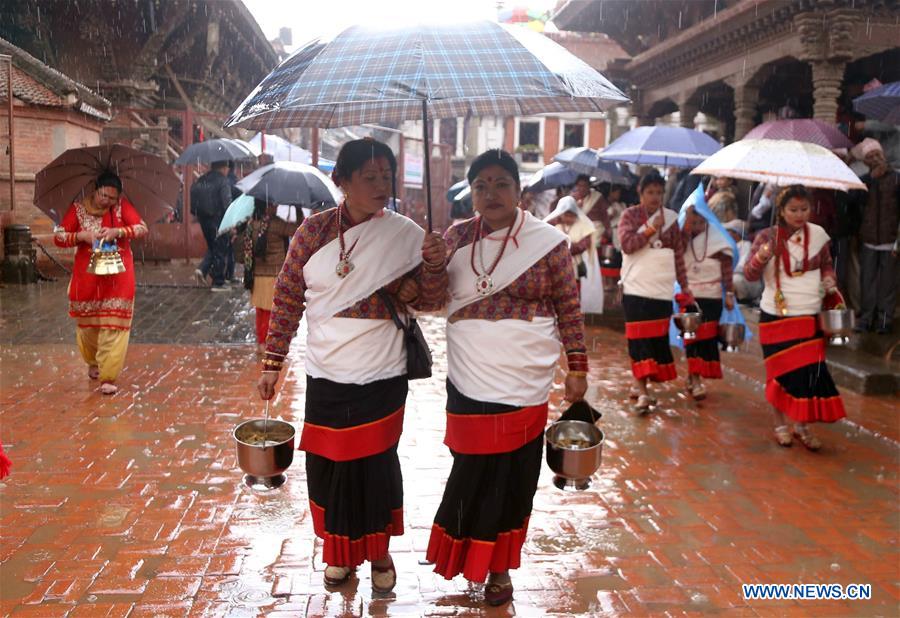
[422,99,433,233]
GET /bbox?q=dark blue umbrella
[598,126,721,169]
[225,20,628,229]
[853,81,900,125]
[523,162,579,193]
[553,147,630,183]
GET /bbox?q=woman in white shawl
[544,195,604,314]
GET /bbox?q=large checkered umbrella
[225,21,629,228]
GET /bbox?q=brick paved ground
[1,273,898,616]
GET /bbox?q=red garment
[255,308,271,344]
[0,443,11,479]
[809,189,837,238]
[54,198,147,329]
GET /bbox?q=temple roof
[0,36,111,120]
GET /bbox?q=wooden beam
[163,64,193,113]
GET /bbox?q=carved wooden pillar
[795,8,859,124]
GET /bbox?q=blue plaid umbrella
[553,147,630,183]
[598,126,721,169]
[853,81,900,125]
[225,21,628,228]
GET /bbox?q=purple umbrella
[743,119,852,150]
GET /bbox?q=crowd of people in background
[530,134,898,336]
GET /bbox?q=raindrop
[830,563,840,572]
[690,592,709,604]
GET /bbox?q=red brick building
[0,36,111,256]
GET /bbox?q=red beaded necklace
[336,203,361,278]
[469,213,516,296]
[690,228,709,263]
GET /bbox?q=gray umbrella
[235,161,342,206]
[174,138,257,166]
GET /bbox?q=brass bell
[87,241,126,275]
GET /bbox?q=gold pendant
[774,289,788,316]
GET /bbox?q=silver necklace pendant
[475,274,494,296]
[336,257,354,279]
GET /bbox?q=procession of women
[20,16,896,612]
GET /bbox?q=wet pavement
[1,273,899,617]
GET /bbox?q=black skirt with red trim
[684,297,723,379]
[622,294,677,382]
[426,380,544,583]
[303,374,407,568]
[759,312,845,423]
[600,248,622,279]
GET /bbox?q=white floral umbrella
[691,139,866,192]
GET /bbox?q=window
[517,121,541,162]
[563,122,586,148]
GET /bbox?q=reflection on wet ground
[1,315,897,616]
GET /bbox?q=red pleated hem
[765,381,846,424]
[310,500,404,568]
[632,359,677,382]
[600,267,621,278]
[687,358,723,379]
[425,519,529,583]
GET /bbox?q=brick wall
[589,119,607,149]
[0,105,102,265]
[543,117,560,164]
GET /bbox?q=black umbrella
[174,138,256,166]
[235,161,342,206]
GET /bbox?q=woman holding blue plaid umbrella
[257,139,448,592]
[426,150,588,606]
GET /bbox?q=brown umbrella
[34,144,180,224]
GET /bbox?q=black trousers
[197,215,230,286]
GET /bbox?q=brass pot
[718,322,745,352]
[818,308,855,346]
[600,245,616,264]
[233,419,295,488]
[545,420,604,491]
[673,310,703,341]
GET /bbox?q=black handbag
[377,289,433,380]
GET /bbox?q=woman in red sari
[53,172,148,395]
[744,185,845,450]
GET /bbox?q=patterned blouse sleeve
[817,242,836,281]
[714,251,735,294]
[263,220,317,369]
[546,241,588,373]
[618,206,649,255]
[53,204,80,247]
[743,229,772,282]
[671,226,688,290]
[410,258,449,312]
